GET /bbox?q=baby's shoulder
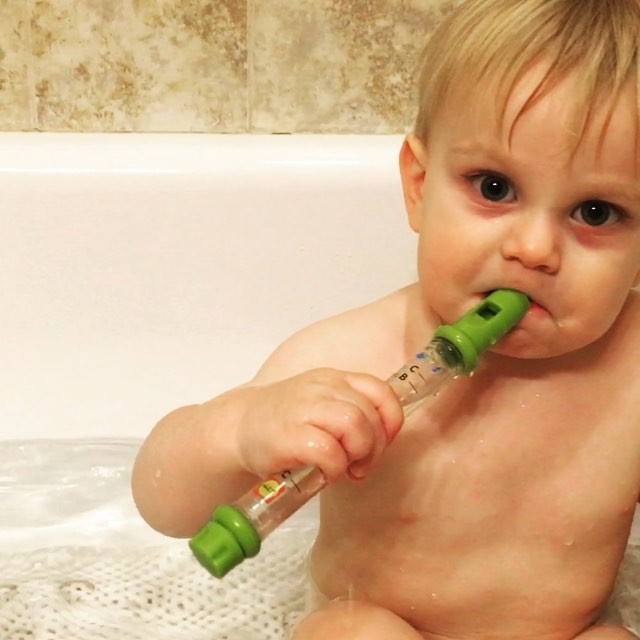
[253,286,414,382]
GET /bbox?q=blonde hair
[414,0,640,141]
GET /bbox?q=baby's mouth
[513,294,549,318]
[483,289,544,320]
[485,289,533,305]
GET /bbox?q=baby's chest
[372,379,640,543]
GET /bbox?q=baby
[132,0,640,637]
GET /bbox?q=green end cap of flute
[189,504,261,579]
[433,289,529,374]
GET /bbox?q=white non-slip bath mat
[0,527,315,640]
[1,537,638,640]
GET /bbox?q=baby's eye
[571,200,621,227]
[469,173,516,203]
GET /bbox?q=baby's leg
[292,599,424,640]
[574,624,638,639]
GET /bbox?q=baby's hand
[235,368,404,483]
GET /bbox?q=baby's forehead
[444,63,640,155]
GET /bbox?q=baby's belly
[308,491,624,639]
[310,538,599,639]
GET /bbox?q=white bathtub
[0,133,413,441]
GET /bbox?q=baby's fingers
[289,421,350,481]
[289,399,386,481]
[343,372,404,445]
[324,398,387,468]
[296,376,403,481]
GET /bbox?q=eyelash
[466,171,625,228]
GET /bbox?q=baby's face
[404,65,640,359]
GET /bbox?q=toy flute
[189,289,529,578]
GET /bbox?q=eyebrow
[449,143,497,156]
[587,179,640,204]
[447,143,511,165]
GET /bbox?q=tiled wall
[0,0,458,133]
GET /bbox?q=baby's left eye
[571,200,621,227]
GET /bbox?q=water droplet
[450,458,456,464]
[306,440,329,452]
[431,592,438,599]
[563,537,575,547]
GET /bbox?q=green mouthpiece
[433,289,529,374]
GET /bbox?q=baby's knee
[292,599,423,640]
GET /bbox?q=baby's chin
[491,327,609,361]
[487,329,573,361]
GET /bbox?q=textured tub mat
[1,538,638,640]
[0,526,315,640]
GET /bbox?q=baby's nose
[500,211,560,273]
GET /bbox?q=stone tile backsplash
[0,0,457,133]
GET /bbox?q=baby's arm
[131,317,404,538]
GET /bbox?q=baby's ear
[399,134,428,232]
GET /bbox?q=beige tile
[0,1,31,130]
[31,0,247,132]
[250,0,459,134]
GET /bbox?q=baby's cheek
[420,247,474,284]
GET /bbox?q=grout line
[246,0,254,133]
[24,0,37,130]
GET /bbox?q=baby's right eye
[469,173,516,203]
